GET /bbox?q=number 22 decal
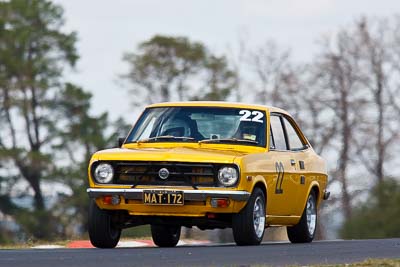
[239,110,264,123]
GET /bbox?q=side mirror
[118,137,125,148]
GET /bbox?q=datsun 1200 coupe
[87,102,329,248]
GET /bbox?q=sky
[54,0,400,123]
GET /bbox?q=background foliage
[341,179,400,239]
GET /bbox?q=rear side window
[282,117,305,150]
[270,115,287,150]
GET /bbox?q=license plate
[143,190,184,205]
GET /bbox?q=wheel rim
[306,195,317,235]
[253,196,265,239]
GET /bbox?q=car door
[267,114,299,216]
[280,115,311,217]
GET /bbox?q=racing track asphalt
[0,238,399,267]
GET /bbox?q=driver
[160,117,192,137]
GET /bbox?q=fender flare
[250,175,268,201]
[302,181,321,211]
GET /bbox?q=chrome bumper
[87,188,250,202]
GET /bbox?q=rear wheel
[88,200,121,248]
[151,225,181,247]
[287,191,317,243]
[232,187,266,246]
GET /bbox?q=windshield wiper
[137,136,196,143]
[198,138,258,145]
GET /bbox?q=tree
[192,55,236,101]
[308,17,400,238]
[122,35,205,104]
[121,35,236,104]
[353,17,400,188]
[340,178,400,239]
[52,84,130,236]
[248,41,291,106]
[0,0,78,239]
[310,27,372,219]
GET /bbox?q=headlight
[218,167,238,187]
[94,163,114,183]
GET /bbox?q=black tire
[88,200,121,248]
[287,191,317,243]
[151,225,181,247]
[232,187,266,246]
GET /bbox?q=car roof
[146,101,290,116]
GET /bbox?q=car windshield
[126,106,266,147]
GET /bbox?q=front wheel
[88,200,121,248]
[232,187,266,246]
[287,191,317,243]
[151,225,181,247]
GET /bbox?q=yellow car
[87,102,329,248]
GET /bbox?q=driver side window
[270,113,307,151]
[270,115,287,150]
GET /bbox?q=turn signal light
[210,198,230,208]
[102,195,121,205]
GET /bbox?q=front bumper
[87,188,250,202]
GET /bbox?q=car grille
[113,162,218,187]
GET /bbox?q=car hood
[93,146,247,164]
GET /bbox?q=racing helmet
[160,117,191,137]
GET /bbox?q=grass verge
[317,258,400,267]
